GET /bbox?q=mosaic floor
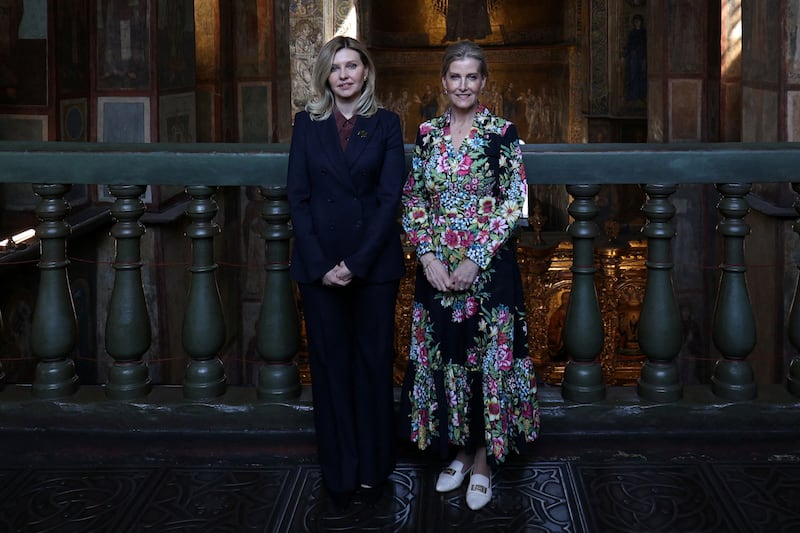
[1,432,799,533]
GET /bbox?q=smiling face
[442,57,486,113]
[328,47,367,105]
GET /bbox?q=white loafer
[435,460,472,492]
[465,473,492,510]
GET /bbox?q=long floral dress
[401,105,540,463]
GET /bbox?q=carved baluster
[0,310,5,390]
[182,185,227,399]
[256,185,301,399]
[637,184,682,401]
[105,185,152,399]
[711,183,756,400]
[561,184,605,402]
[786,183,800,397]
[31,184,79,398]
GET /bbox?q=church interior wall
[1,0,799,387]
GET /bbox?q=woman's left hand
[450,259,479,291]
[336,261,353,283]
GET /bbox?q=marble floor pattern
[1,432,798,533]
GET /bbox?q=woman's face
[442,57,486,113]
[328,48,367,104]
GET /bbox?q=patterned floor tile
[711,463,800,533]
[0,468,27,501]
[126,466,296,532]
[0,467,156,533]
[278,465,425,533]
[574,463,738,533]
[1,447,798,533]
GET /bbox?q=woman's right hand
[322,265,350,287]
[420,253,451,292]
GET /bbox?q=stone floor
[1,384,799,532]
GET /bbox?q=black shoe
[360,482,386,507]
[326,489,353,513]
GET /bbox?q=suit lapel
[312,112,380,188]
[345,113,378,167]
[313,115,352,184]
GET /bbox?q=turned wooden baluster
[786,183,800,397]
[0,310,5,389]
[105,185,152,399]
[256,185,301,399]
[182,185,227,399]
[561,184,605,402]
[31,184,79,398]
[637,184,682,401]
[711,183,756,400]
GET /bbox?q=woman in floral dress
[401,40,540,511]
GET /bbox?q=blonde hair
[306,36,378,121]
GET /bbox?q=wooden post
[31,184,79,398]
[105,185,152,399]
[637,184,682,401]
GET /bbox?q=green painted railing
[2,141,800,402]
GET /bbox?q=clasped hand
[421,253,478,292]
[322,261,353,287]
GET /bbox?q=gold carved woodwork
[390,231,647,387]
[297,232,647,387]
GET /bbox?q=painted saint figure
[623,14,647,102]
[433,0,495,42]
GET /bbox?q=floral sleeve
[401,126,435,258]
[465,122,527,270]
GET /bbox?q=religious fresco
[289,0,323,116]
[789,0,800,83]
[366,0,565,48]
[96,0,151,90]
[159,92,195,142]
[55,0,89,96]
[0,0,24,103]
[0,0,46,106]
[373,47,571,144]
[157,0,196,91]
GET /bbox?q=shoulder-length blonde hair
[306,36,379,121]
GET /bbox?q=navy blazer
[287,108,406,284]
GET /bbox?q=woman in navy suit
[287,36,406,511]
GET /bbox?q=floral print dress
[401,106,540,463]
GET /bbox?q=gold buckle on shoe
[442,467,457,476]
[470,484,487,494]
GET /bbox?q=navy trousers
[299,279,399,493]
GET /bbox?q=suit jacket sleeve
[287,112,333,282]
[342,111,406,279]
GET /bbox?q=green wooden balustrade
[637,184,682,402]
[105,185,152,400]
[2,141,800,402]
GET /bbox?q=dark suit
[287,108,405,495]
